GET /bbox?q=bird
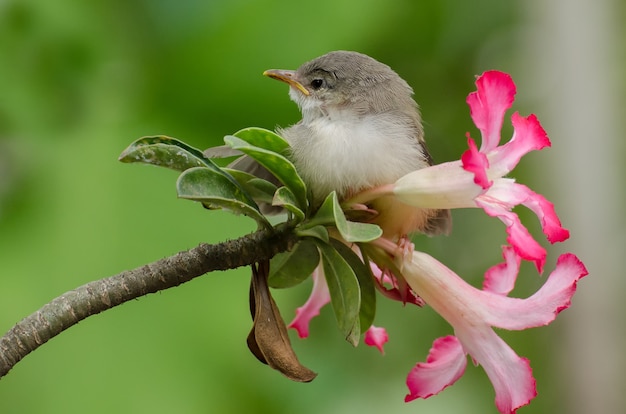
[214,51,451,240]
[216,52,451,379]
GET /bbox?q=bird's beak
[263,69,310,96]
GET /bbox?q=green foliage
[119,135,219,172]
[223,168,278,206]
[233,127,290,155]
[316,240,361,346]
[330,239,377,336]
[306,192,382,243]
[119,127,383,351]
[272,186,304,222]
[224,133,308,211]
[176,167,271,229]
[269,240,319,288]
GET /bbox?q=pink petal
[364,325,389,355]
[489,113,551,176]
[476,197,546,272]
[399,252,535,412]
[485,181,569,246]
[483,246,522,296]
[398,250,587,333]
[405,336,467,402]
[455,326,536,414]
[288,266,330,338]
[461,135,492,189]
[398,251,587,412]
[466,71,516,153]
[520,188,570,243]
[480,254,588,330]
[531,253,588,314]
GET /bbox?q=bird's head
[264,51,417,122]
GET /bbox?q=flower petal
[405,336,467,402]
[288,266,330,338]
[393,161,482,210]
[455,326,536,414]
[489,113,551,177]
[364,325,389,354]
[520,187,570,243]
[402,251,586,413]
[480,180,569,255]
[483,245,522,296]
[481,253,588,330]
[461,135,492,189]
[466,71,516,153]
[476,196,546,272]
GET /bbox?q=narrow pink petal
[288,266,330,338]
[466,71,516,153]
[485,181,569,245]
[476,198,546,272]
[461,135,492,189]
[364,325,389,355]
[455,327,536,414]
[520,187,570,243]
[489,113,551,176]
[531,253,588,313]
[480,254,588,330]
[405,336,467,402]
[483,246,522,296]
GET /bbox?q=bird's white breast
[284,112,428,203]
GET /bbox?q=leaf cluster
[119,128,383,380]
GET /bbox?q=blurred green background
[1,1,623,413]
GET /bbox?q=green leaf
[121,137,268,224]
[295,225,329,243]
[273,187,304,222]
[224,135,308,212]
[176,167,271,228]
[307,192,382,243]
[119,135,220,172]
[232,127,290,154]
[269,239,320,289]
[329,239,376,334]
[316,240,361,346]
[224,168,278,206]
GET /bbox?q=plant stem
[0,223,298,379]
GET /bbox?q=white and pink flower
[287,70,587,414]
[401,249,586,413]
[393,71,569,272]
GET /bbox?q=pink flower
[288,264,392,354]
[392,71,569,272]
[284,70,587,414]
[401,249,587,413]
[288,267,330,338]
[364,325,389,355]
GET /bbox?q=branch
[0,223,298,379]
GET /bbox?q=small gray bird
[213,51,451,239]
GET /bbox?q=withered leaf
[247,260,317,382]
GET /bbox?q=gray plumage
[206,51,451,236]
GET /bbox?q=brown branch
[0,223,298,379]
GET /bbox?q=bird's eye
[310,78,324,90]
